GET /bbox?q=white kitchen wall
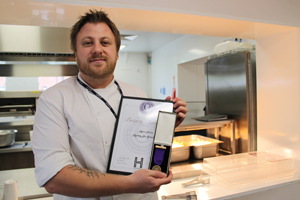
[178,57,208,119]
[150,34,228,120]
[115,52,150,96]
[6,77,38,91]
[151,34,227,99]
[256,29,300,153]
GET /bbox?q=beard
[77,55,117,80]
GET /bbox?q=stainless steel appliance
[0,24,79,77]
[0,25,78,141]
[0,91,42,170]
[204,50,257,154]
[0,52,78,77]
[0,25,78,170]
[0,129,17,147]
[0,91,41,141]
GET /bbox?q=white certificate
[107,96,174,175]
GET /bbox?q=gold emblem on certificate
[152,165,162,171]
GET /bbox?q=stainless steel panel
[247,51,257,151]
[0,63,78,76]
[205,50,257,153]
[0,91,42,98]
[0,52,76,62]
[0,25,79,76]
[206,52,248,118]
[0,25,72,53]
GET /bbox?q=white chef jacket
[32,75,158,200]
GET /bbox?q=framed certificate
[107,96,174,175]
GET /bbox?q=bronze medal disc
[152,165,161,171]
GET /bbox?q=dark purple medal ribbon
[153,147,166,165]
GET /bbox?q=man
[32,10,188,200]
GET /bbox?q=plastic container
[213,41,253,54]
[213,41,240,54]
[202,152,299,189]
[239,42,253,50]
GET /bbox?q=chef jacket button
[104,141,108,144]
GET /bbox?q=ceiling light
[189,49,207,55]
[121,35,138,41]
[120,45,126,50]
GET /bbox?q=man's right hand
[127,169,173,193]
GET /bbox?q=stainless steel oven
[0,91,42,170]
[0,91,41,141]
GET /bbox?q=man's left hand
[165,96,188,127]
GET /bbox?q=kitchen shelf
[0,141,32,153]
[0,121,34,127]
[175,119,234,132]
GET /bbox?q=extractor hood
[0,52,78,77]
[0,24,140,77]
[0,24,78,77]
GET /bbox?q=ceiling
[0,24,185,53]
[119,30,184,53]
[0,0,298,54]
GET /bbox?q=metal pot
[0,129,17,147]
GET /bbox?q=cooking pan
[0,129,18,147]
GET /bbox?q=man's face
[75,22,118,80]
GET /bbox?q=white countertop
[160,148,300,200]
[158,172,300,200]
[1,160,300,200]
[0,168,51,200]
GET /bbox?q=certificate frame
[107,96,174,175]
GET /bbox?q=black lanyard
[77,77,123,119]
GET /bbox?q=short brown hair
[70,10,121,53]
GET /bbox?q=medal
[152,165,162,171]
